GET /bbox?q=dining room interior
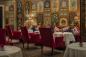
[0,0,86,57]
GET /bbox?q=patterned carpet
[15,43,64,57]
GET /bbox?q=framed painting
[44,0,50,8]
[32,2,37,11]
[44,16,51,26]
[69,0,77,11]
[59,18,68,27]
[52,0,59,12]
[25,0,30,14]
[60,0,68,8]
[16,0,23,27]
[17,0,22,13]
[37,1,44,12]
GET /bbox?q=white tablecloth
[0,46,23,57]
[64,42,86,57]
[54,32,75,46]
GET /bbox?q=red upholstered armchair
[5,26,21,45]
[21,26,37,48]
[21,26,30,48]
[29,32,41,45]
[5,25,13,40]
[21,26,41,48]
[55,37,65,49]
[39,28,65,55]
[5,25,21,40]
[74,34,81,42]
[0,28,6,48]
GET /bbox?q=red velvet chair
[21,26,41,48]
[0,28,6,48]
[5,25,13,40]
[29,33,36,43]
[55,37,65,49]
[21,26,36,48]
[12,31,21,40]
[34,34,41,44]
[74,34,81,42]
[39,28,65,55]
[29,33,41,44]
[21,26,29,47]
[5,26,21,45]
[39,28,54,55]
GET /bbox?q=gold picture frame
[69,0,77,11]
[44,0,50,8]
[31,2,37,11]
[59,18,68,27]
[37,1,44,12]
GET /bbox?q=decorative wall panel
[51,12,58,25]
[69,0,77,11]
[32,2,37,11]
[51,0,59,12]
[16,0,24,27]
[5,0,16,29]
[59,0,69,26]
[25,0,30,14]
[60,0,68,8]
[37,1,44,12]
[44,0,50,8]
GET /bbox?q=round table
[64,42,86,57]
[54,32,75,46]
[0,46,23,57]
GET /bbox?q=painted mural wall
[4,0,80,28]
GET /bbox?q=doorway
[0,5,4,28]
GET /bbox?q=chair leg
[22,42,24,48]
[8,39,13,45]
[27,43,29,49]
[51,48,54,56]
[41,45,43,56]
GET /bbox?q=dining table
[0,46,23,57]
[64,42,86,57]
[53,32,75,46]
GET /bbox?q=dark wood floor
[15,43,64,57]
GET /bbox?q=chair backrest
[39,28,53,46]
[74,34,81,42]
[5,25,13,39]
[12,31,21,39]
[0,28,6,47]
[55,36,65,48]
[21,26,29,41]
